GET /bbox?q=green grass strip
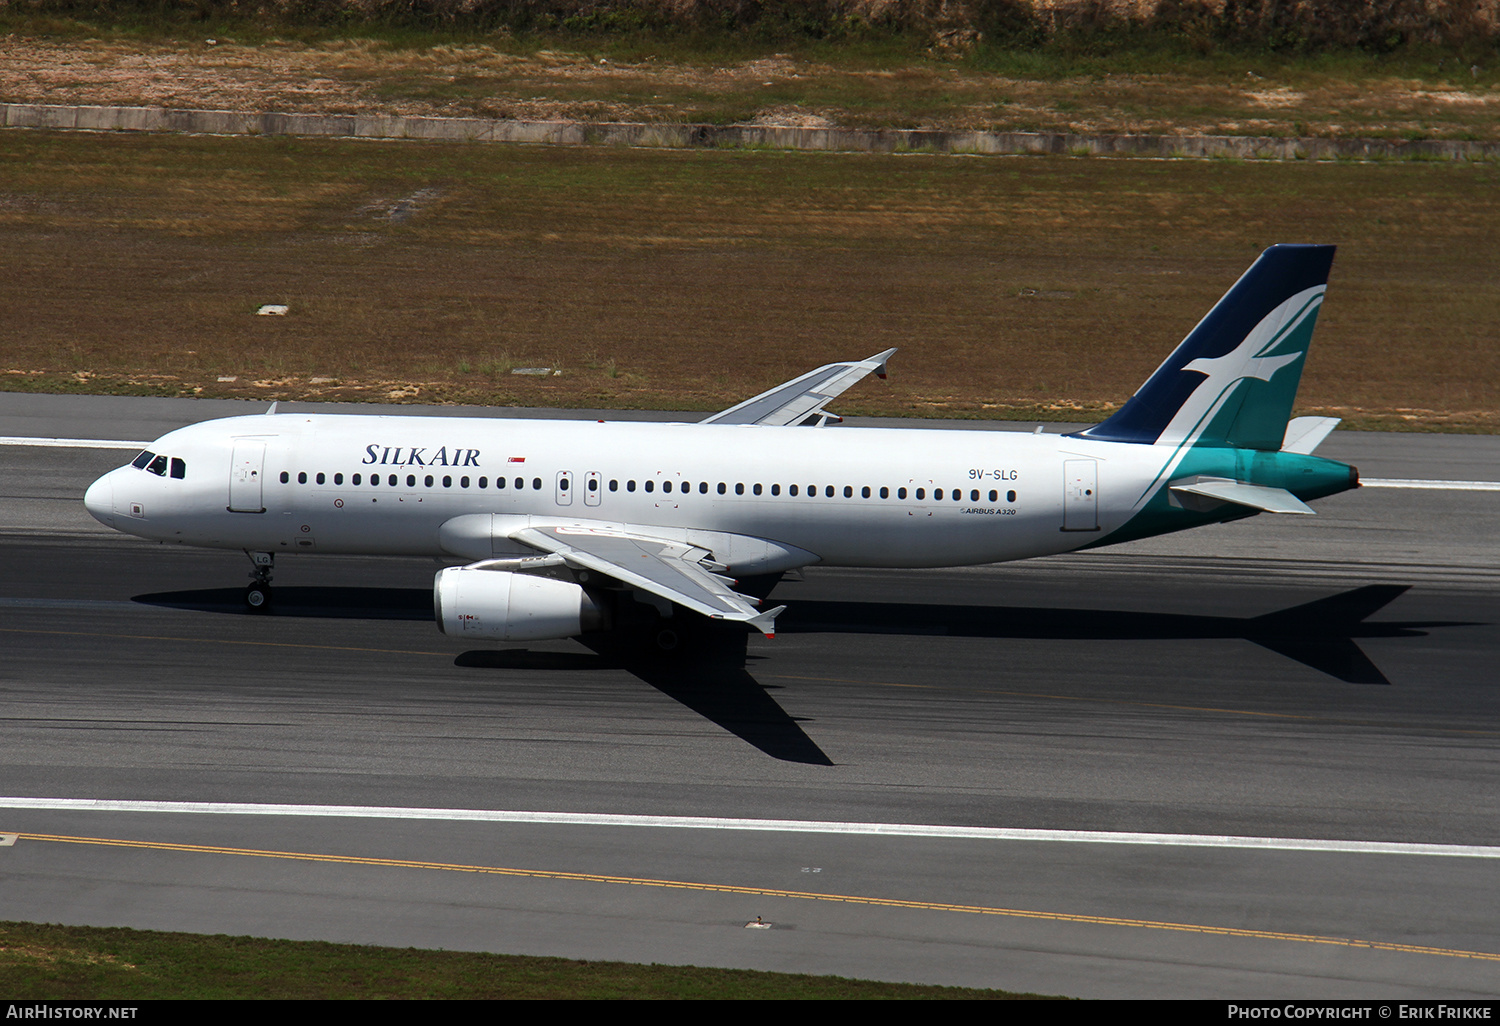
[0,921,1053,999]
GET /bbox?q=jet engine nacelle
[434,567,607,641]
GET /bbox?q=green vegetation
[0,921,1049,999]
[5,1,1499,86]
[3,4,1497,143]
[7,0,1498,59]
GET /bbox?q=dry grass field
[1,130,1496,428]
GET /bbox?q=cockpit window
[170,457,186,479]
[147,454,168,476]
[132,450,154,470]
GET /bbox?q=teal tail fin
[1075,245,1335,450]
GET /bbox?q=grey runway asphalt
[0,395,1497,998]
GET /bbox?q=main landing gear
[244,551,274,613]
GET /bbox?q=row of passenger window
[277,470,1018,504]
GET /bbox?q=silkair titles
[362,445,482,467]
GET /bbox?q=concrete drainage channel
[3,102,1496,163]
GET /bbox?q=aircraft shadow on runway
[134,582,1476,763]
[779,583,1474,687]
[456,637,834,766]
[132,585,835,765]
[134,586,434,620]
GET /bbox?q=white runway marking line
[3,798,1498,859]
[0,436,148,449]
[1361,478,1500,491]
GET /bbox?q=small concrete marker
[217,375,238,382]
[511,367,553,376]
[309,376,335,384]
[744,916,771,929]
[256,304,289,316]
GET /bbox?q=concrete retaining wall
[3,102,1495,162]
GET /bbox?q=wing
[701,349,896,427]
[508,523,786,636]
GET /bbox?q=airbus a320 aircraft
[85,245,1358,649]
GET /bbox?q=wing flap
[511,524,782,634]
[701,349,895,427]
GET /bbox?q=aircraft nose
[84,472,115,527]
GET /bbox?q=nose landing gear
[244,551,274,613]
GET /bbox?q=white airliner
[84,245,1358,648]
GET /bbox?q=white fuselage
[85,413,1155,570]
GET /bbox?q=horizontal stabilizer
[1169,477,1315,515]
[1281,416,1341,454]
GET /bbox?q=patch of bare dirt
[0,37,1496,139]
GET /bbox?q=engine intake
[434,567,607,641]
